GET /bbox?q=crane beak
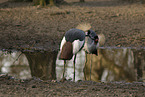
[91,48,98,55]
[91,40,98,55]
[92,38,99,55]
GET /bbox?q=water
[0,48,145,82]
[56,50,85,81]
[0,51,31,79]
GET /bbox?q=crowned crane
[59,23,101,81]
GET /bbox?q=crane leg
[73,54,77,82]
[62,60,66,79]
[90,54,92,80]
[84,52,87,80]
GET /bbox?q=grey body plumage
[65,29,85,42]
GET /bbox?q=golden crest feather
[76,23,91,32]
[98,33,105,46]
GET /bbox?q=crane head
[85,30,99,45]
[84,30,99,55]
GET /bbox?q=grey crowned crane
[59,23,104,81]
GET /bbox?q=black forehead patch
[87,30,91,34]
[94,36,99,39]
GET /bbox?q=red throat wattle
[94,39,98,44]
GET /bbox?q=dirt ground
[0,0,145,96]
[0,0,145,51]
[0,74,145,96]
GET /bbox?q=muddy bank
[0,74,145,96]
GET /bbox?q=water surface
[0,48,144,82]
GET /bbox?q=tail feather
[59,42,73,60]
[76,23,91,32]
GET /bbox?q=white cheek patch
[85,32,88,35]
[73,40,85,54]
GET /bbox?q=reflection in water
[56,48,145,82]
[0,51,31,79]
[24,51,57,80]
[84,49,135,82]
[56,50,85,81]
[0,48,145,82]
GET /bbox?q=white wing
[72,40,85,54]
[60,37,66,50]
[60,37,85,55]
